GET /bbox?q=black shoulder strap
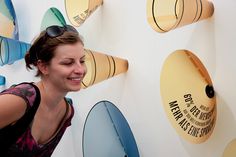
[65,97,73,105]
[0,83,41,153]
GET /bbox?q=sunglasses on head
[46,25,78,38]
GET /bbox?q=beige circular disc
[223,139,236,157]
[160,50,216,143]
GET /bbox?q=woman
[0,25,86,156]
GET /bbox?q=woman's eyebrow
[81,55,86,59]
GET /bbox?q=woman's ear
[37,60,49,75]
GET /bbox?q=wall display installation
[146,0,214,32]
[83,100,140,157]
[82,49,128,88]
[160,50,216,143]
[65,0,103,27]
[3,0,234,156]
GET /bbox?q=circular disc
[83,100,139,157]
[160,49,216,143]
[223,139,236,157]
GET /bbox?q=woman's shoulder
[1,82,41,109]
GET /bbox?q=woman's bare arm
[0,94,27,128]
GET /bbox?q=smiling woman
[0,25,85,156]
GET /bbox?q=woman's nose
[74,63,87,74]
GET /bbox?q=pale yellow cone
[65,0,103,27]
[147,0,214,33]
[0,13,14,38]
[82,49,128,88]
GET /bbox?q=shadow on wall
[180,93,236,157]
[186,15,216,80]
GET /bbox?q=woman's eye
[62,62,73,65]
[80,60,85,64]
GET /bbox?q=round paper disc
[160,49,216,143]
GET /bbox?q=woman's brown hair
[25,26,84,77]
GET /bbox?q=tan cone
[147,0,214,33]
[82,49,128,88]
[65,0,103,27]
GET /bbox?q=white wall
[1,0,236,156]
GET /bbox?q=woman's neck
[37,80,67,110]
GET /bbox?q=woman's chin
[66,80,83,91]
[69,86,81,92]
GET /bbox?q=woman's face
[44,41,87,92]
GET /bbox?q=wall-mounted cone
[82,49,128,88]
[65,0,103,27]
[147,0,214,33]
